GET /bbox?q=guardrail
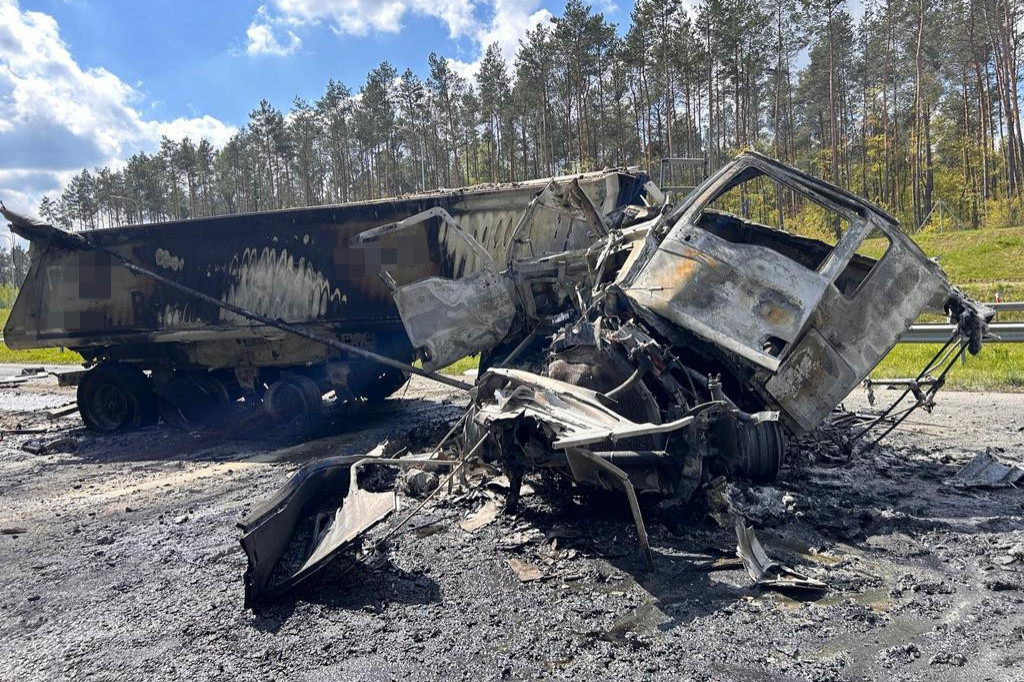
[900,322,1024,343]
[896,301,1023,343]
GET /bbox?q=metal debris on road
[735,523,827,592]
[947,450,1024,489]
[459,499,501,533]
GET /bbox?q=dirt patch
[1,375,1022,681]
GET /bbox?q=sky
[0,0,632,214]
[0,0,869,215]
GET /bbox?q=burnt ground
[0,369,1022,682]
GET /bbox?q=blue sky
[0,0,633,213]
[17,0,540,123]
[0,0,872,214]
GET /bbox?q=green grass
[440,354,480,376]
[871,343,1024,391]
[0,308,84,365]
[860,226,1024,390]
[0,345,84,365]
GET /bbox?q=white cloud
[448,0,551,79]
[267,0,478,38]
[256,0,550,78]
[0,0,236,213]
[149,116,236,148]
[245,5,302,56]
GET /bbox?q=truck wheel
[353,365,408,403]
[78,364,158,433]
[737,420,786,483]
[264,379,317,422]
[156,374,230,430]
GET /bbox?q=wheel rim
[89,382,131,431]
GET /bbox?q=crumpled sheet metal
[473,368,695,449]
[393,268,516,372]
[735,523,826,592]
[947,451,1024,489]
[238,446,396,607]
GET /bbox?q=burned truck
[236,152,992,603]
[1,170,650,430]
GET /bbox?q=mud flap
[238,453,396,607]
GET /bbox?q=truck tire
[156,374,230,430]
[78,363,158,433]
[737,420,786,482]
[283,375,322,412]
[351,365,408,403]
[264,379,317,422]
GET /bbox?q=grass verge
[870,343,1024,392]
[440,355,480,376]
[0,308,84,365]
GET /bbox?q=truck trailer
[2,170,650,431]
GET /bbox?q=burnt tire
[156,374,231,430]
[351,364,409,403]
[283,375,322,411]
[737,420,786,483]
[78,363,158,433]
[263,375,322,421]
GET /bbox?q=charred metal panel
[623,226,827,371]
[505,179,607,265]
[238,449,396,606]
[763,328,858,430]
[394,270,516,371]
[766,217,951,431]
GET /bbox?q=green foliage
[780,204,841,243]
[873,344,1024,392]
[0,308,83,365]
[981,198,1024,231]
[0,285,17,309]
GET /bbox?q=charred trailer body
[1,171,652,431]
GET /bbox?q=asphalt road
[1,372,1022,681]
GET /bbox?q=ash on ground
[1,374,1022,682]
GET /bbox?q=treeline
[37,0,1024,233]
[0,245,29,291]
